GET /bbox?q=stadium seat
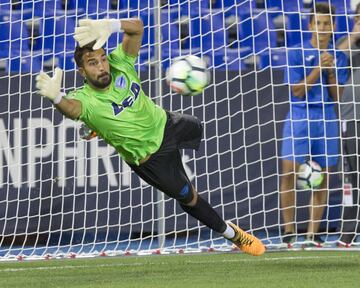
[39,13,76,70]
[0,0,11,16]
[258,47,287,69]
[0,12,31,59]
[264,0,303,12]
[57,51,76,70]
[0,0,10,9]
[136,47,154,71]
[211,0,255,9]
[68,0,110,17]
[138,10,155,69]
[211,47,250,71]
[39,14,76,67]
[254,13,277,52]
[201,10,228,52]
[238,10,277,53]
[6,52,42,73]
[286,9,311,47]
[24,0,63,18]
[162,6,226,52]
[161,5,226,64]
[264,0,303,29]
[165,0,208,10]
[160,9,180,52]
[335,13,353,41]
[118,0,155,10]
[160,7,179,68]
[0,0,42,20]
[26,0,61,11]
[0,10,44,73]
[42,14,76,53]
[12,1,82,19]
[212,0,256,19]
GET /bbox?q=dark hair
[309,3,336,24]
[74,41,104,67]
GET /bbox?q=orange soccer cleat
[227,222,266,256]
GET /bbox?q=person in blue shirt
[280,3,349,246]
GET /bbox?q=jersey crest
[115,75,127,89]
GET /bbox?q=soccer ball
[296,160,324,189]
[166,55,210,96]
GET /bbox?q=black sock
[179,195,227,234]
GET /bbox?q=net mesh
[0,0,359,260]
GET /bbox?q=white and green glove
[35,67,64,104]
[74,19,122,50]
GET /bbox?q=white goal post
[0,0,359,260]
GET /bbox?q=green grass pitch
[0,251,359,288]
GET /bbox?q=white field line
[0,255,354,273]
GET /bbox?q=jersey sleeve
[335,51,350,85]
[64,90,90,122]
[284,47,304,85]
[108,43,137,67]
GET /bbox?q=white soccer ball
[296,160,324,189]
[166,55,210,96]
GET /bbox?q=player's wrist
[52,91,66,105]
[108,19,122,34]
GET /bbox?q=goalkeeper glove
[35,68,64,104]
[74,19,122,50]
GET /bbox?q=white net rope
[0,0,359,260]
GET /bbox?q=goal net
[0,0,358,260]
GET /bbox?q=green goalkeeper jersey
[66,44,167,165]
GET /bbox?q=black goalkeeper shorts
[129,111,203,204]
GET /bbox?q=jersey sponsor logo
[305,55,315,62]
[115,75,127,89]
[112,82,141,116]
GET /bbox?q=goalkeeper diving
[35,18,265,256]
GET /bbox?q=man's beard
[88,73,112,89]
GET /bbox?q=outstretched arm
[54,98,82,120]
[35,68,82,120]
[74,18,144,56]
[120,18,144,57]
